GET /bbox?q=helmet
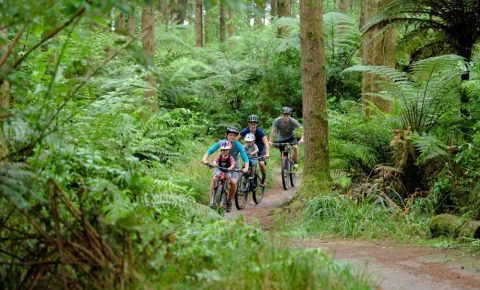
[226,126,239,135]
[282,107,292,114]
[245,133,255,142]
[248,114,259,123]
[219,140,232,150]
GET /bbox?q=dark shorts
[276,136,298,146]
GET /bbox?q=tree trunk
[205,8,211,43]
[300,0,330,192]
[118,13,126,31]
[339,0,349,13]
[0,28,9,162]
[430,214,480,239]
[174,0,188,24]
[142,7,157,111]
[361,0,396,115]
[195,0,203,47]
[277,0,291,37]
[128,13,136,35]
[271,0,278,18]
[228,8,235,37]
[254,0,265,28]
[219,1,226,42]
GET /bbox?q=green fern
[410,133,448,166]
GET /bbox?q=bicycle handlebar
[202,162,241,172]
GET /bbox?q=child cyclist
[209,140,236,207]
[201,126,249,212]
[244,133,259,175]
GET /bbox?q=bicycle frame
[273,142,296,190]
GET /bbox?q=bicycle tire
[235,174,249,210]
[289,160,295,187]
[214,184,225,215]
[252,174,265,204]
[281,156,289,190]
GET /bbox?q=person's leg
[209,175,216,206]
[226,171,239,212]
[293,144,299,163]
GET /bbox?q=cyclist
[201,126,249,213]
[238,114,270,186]
[209,140,236,208]
[269,107,304,168]
[243,133,259,175]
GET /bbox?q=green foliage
[302,195,429,240]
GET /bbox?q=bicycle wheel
[252,174,265,204]
[214,184,225,215]
[289,159,295,187]
[235,174,249,210]
[281,156,289,190]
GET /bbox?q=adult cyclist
[237,114,270,186]
[269,107,303,168]
[201,126,249,212]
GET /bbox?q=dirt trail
[227,171,480,290]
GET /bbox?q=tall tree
[300,0,330,192]
[174,0,188,24]
[227,7,235,37]
[277,0,291,36]
[118,13,126,30]
[271,0,278,18]
[361,0,396,114]
[142,6,157,111]
[219,1,226,42]
[127,13,136,35]
[339,0,349,13]
[0,28,9,162]
[254,0,265,28]
[195,0,203,47]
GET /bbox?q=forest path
[227,170,480,290]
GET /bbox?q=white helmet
[245,133,255,142]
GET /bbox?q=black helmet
[226,126,239,135]
[282,106,292,114]
[248,114,259,123]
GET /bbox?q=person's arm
[262,135,270,157]
[269,128,276,145]
[229,156,235,170]
[212,155,219,166]
[292,118,304,144]
[237,128,247,141]
[253,144,259,155]
[202,142,220,163]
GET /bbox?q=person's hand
[242,167,248,173]
[264,154,270,159]
[298,139,304,145]
[201,159,208,164]
[269,141,273,146]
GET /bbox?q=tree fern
[410,133,449,166]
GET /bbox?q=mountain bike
[236,156,265,209]
[273,142,296,190]
[203,163,239,215]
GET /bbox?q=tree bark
[219,1,227,42]
[277,0,291,37]
[127,13,136,35]
[142,7,157,111]
[228,7,235,37]
[339,0,349,13]
[271,0,278,18]
[0,28,9,162]
[118,13,126,31]
[361,0,396,115]
[300,0,330,191]
[195,0,203,47]
[254,0,265,28]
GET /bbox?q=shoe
[209,199,215,208]
[293,163,298,169]
[226,200,233,212]
[261,176,266,186]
